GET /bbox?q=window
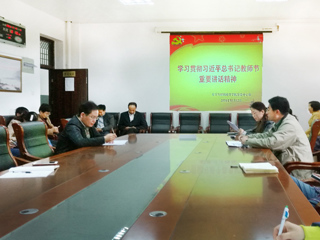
[40,37,54,69]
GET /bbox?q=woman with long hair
[238,101,274,135]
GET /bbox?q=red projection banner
[170,33,263,111]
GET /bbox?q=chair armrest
[14,156,31,165]
[303,179,320,187]
[284,161,320,174]
[21,153,42,161]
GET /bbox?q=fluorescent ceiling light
[119,0,154,5]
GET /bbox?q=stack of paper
[0,165,59,178]
[239,162,278,174]
[226,141,243,147]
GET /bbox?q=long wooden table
[0,134,319,239]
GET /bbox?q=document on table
[226,140,243,147]
[239,162,278,174]
[227,121,246,135]
[103,140,128,146]
[0,165,60,178]
[227,120,239,132]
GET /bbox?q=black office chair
[149,113,174,133]
[117,111,148,136]
[176,113,202,133]
[139,112,148,133]
[205,113,231,133]
[106,112,120,134]
[237,113,256,130]
[12,122,54,161]
[0,125,18,171]
[107,112,120,125]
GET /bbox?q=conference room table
[0,134,319,239]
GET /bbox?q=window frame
[40,37,55,69]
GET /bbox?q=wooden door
[49,69,88,126]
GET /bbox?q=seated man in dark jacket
[55,101,116,154]
[94,104,116,135]
[118,102,147,135]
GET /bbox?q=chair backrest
[0,115,15,127]
[140,112,147,120]
[12,122,54,160]
[108,112,120,125]
[60,118,71,130]
[237,113,256,130]
[0,126,18,171]
[208,113,231,133]
[150,113,173,133]
[309,120,320,151]
[179,113,201,133]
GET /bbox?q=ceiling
[17,0,320,24]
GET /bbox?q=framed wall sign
[0,54,22,92]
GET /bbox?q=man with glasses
[55,101,116,154]
[239,96,313,180]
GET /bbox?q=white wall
[40,69,49,95]
[262,20,320,130]
[1,2,319,131]
[77,20,320,129]
[0,0,65,114]
[78,22,170,124]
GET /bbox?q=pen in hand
[278,205,289,236]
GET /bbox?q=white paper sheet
[103,140,128,146]
[65,77,74,91]
[0,165,59,178]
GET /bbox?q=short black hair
[128,102,137,108]
[39,103,52,113]
[97,104,106,111]
[78,101,98,116]
[15,107,28,116]
[268,96,290,115]
[309,101,320,112]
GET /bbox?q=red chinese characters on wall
[178,65,260,73]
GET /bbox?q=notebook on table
[239,162,278,174]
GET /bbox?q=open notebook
[0,165,59,178]
[239,162,278,174]
[226,141,242,147]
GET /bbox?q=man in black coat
[55,101,116,154]
[118,102,147,135]
[94,104,116,135]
